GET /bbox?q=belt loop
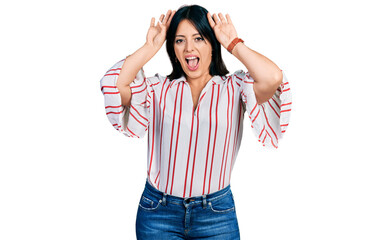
[162,193,167,206]
[202,195,207,209]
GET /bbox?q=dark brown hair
[166,5,229,80]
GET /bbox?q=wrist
[227,37,244,54]
[141,42,161,61]
[143,42,161,54]
[231,41,245,57]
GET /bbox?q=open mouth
[185,56,200,71]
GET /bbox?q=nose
[185,40,193,52]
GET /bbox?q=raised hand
[207,13,238,50]
[146,10,176,50]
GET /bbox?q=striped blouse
[100,57,292,198]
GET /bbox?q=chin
[185,71,201,80]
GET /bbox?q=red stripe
[244,81,254,84]
[165,83,179,193]
[106,110,123,115]
[271,97,280,109]
[283,88,290,92]
[229,99,242,183]
[207,85,219,194]
[234,74,243,81]
[265,130,277,148]
[150,82,160,87]
[263,133,267,144]
[148,90,156,180]
[223,79,234,188]
[190,87,209,197]
[103,91,119,94]
[126,127,139,138]
[158,77,168,181]
[131,86,146,94]
[189,102,200,197]
[268,101,280,118]
[262,105,278,141]
[280,124,289,127]
[259,126,265,139]
[183,107,195,198]
[280,109,291,113]
[103,73,119,77]
[219,81,230,190]
[281,102,292,107]
[154,171,160,184]
[105,105,121,109]
[129,111,147,128]
[101,85,117,91]
[170,83,184,194]
[159,81,171,191]
[250,102,258,116]
[252,108,261,123]
[202,84,215,195]
[106,67,121,72]
[130,78,146,89]
[130,104,148,122]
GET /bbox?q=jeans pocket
[208,191,236,213]
[138,191,161,211]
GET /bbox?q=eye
[175,39,184,44]
[195,37,205,42]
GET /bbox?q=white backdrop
[1,0,387,239]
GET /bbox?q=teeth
[185,57,198,60]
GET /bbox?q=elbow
[274,71,283,88]
[253,74,283,105]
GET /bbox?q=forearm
[232,43,282,85]
[117,43,159,87]
[116,43,159,107]
[232,42,283,104]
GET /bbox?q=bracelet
[227,38,244,54]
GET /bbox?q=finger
[212,13,220,25]
[207,12,215,28]
[225,14,233,24]
[218,13,226,24]
[165,10,173,25]
[150,17,155,27]
[159,14,165,24]
[166,10,176,27]
[162,10,171,24]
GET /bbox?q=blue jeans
[136,180,240,239]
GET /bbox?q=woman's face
[174,19,213,81]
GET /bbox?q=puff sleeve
[100,57,157,138]
[236,69,292,148]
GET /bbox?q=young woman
[100,4,292,239]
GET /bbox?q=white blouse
[100,57,292,198]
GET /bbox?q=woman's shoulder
[223,69,249,84]
[145,73,172,88]
[228,69,248,79]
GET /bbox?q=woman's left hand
[207,13,238,49]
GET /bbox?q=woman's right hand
[146,10,175,50]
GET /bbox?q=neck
[186,73,213,87]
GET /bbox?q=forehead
[176,19,199,36]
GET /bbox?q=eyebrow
[175,33,201,38]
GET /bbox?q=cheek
[202,54,212,67]
[174,46,181,58]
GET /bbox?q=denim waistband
[143,179,232,207]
